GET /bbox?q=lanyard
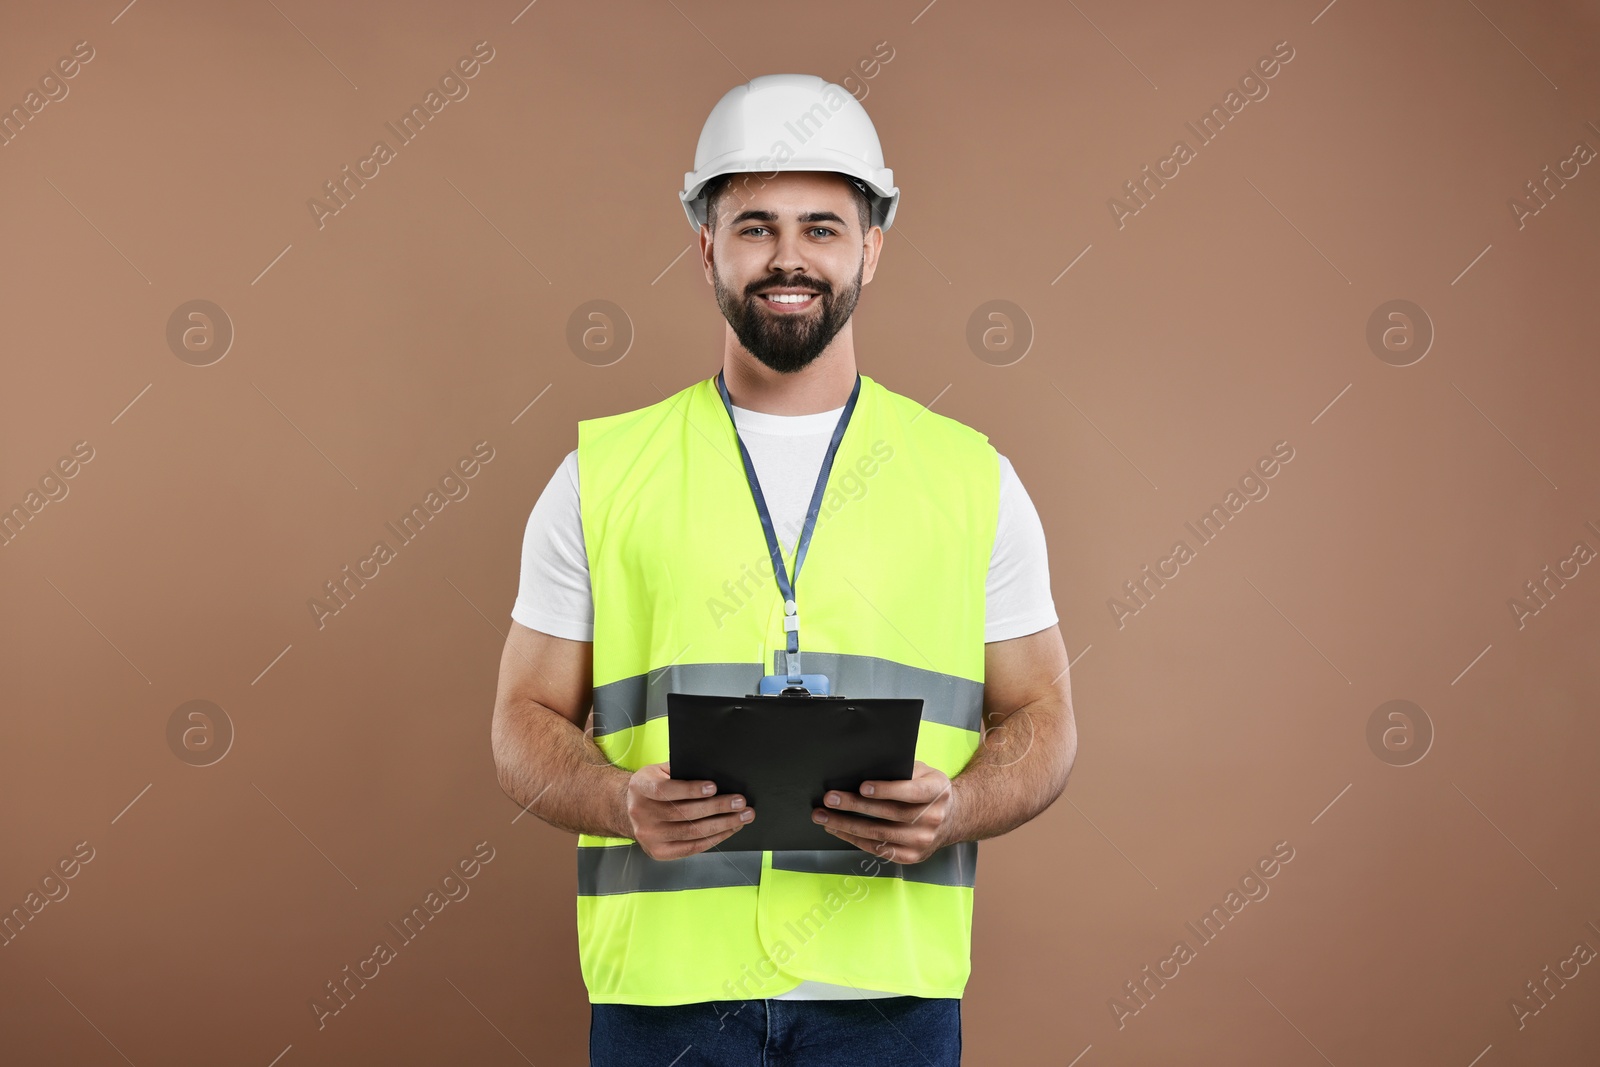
[714,369,862,683]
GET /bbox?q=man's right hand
[624,762,754,860]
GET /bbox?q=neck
[721,328,858,415]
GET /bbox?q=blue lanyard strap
[714,369,862,682]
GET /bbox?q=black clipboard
[667,691,924,851]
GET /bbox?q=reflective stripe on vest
[574,372,999,1005]
[591,654,985,737]
[578,839,978,894]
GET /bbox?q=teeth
[764,293,815,303]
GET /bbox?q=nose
[767,228,811,275]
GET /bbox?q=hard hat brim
[681,158,899,234]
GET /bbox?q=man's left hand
[812,760,955,864]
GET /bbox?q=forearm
[946,692,1076,843]
[493,701,632,839]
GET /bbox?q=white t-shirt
[511,402,1059,999]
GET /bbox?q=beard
[713,259,863,374]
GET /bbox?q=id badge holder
[757,651,831,696]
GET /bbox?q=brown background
[3,0,1598,1063]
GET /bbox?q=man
[491,74,1077,1066]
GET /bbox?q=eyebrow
[727,209,849,227]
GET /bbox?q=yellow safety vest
[575,371,999,1005]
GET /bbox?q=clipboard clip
[757,674,832,696]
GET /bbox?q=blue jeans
[590,996,962,1066]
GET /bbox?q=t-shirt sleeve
[986,454,1059,643]
[510,449,595,642]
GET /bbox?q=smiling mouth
[756,292,821,312]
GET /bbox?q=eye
[741,226,771,237]
[808,227,837,238]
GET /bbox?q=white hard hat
[680,73,900,234]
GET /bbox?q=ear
[860,224,885,286]
[699,222,716,284]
